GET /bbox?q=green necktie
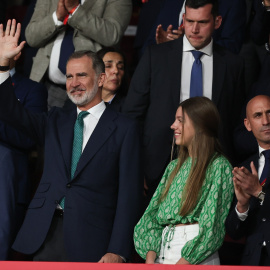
[71,111,89,179]
[59,111,89,209]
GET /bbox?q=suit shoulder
[146,37,182,55]
[214,43,244,65]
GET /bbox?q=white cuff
[235,205,249,221]
[53,11,64,26]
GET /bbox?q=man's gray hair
[67,50,105,76]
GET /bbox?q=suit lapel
[72,107,117,179]
[212,44,226,106]
[58,108,77,178]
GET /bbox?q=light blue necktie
[190,50,204,97]
[59,111,89,209]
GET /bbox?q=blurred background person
[97,47,129,112]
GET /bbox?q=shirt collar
[259,145,269,157]
[9,68,16,77]
[76,101,106,120]
[183,35,213,56]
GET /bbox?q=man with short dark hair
[226,95,270,266]
[124,0,245,200]
[0,19,143,263]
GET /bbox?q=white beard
[67,82,99,106]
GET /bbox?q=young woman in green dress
[134,97,234,265]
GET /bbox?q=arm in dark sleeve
[107,120,143,259]
[0,79,47,150]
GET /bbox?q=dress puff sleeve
[181,156,234,264]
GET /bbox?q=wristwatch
[257,190,266,204]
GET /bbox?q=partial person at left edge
[0,47,47,259]
[0,19,143,263]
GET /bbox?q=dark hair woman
[97,47,128,112]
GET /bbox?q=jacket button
[66,184,71,188]
[262,218,266,222]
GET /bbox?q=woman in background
[134,97,234,265]
[97,47,128,112]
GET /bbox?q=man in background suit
[0,59,47,260]
[124,0,245,199]
[0,19,142,262]
[226,95,270,266]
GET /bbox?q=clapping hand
[156,24,184,44]
[0,19,25,67]
[232,162,262,212]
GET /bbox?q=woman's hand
[145,251,157,264]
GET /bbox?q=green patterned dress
[134,155,234,264]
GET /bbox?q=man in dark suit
[124,0,245,199]
[0,20,142,262]
[226,95,270,266]
[0,60,47,260]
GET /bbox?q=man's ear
[214,15,222,30]
[244,118,252,132]
[98,73,106,87]
[183,13,186,27]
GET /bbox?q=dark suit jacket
[0,72,47,260]
[0,143,30,260]
[109,93,126,112]
[123,37,245,193]
[0,77,143,262]
[225,153,270,265]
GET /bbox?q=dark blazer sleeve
[123,46,152,124]
[0,145,18,259]
[107,119,143,259]
[0,73,47,150]
[0,76,48,146]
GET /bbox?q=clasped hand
[56,0,80,21]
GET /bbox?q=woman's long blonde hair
[161,97,223,216]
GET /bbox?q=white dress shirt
[77,101,106,151]
[180,35,213,103]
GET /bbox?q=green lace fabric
[134,155,234,264]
